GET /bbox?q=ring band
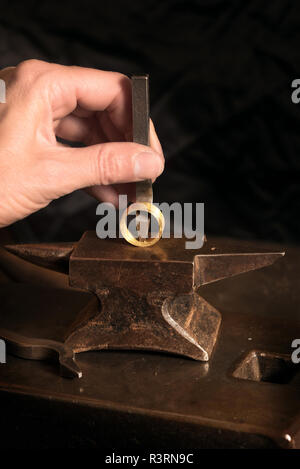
[120,202,165,247]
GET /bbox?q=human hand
[0,60,164,227]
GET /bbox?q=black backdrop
[0,0,299,244]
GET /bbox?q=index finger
[59,65,132,139]
[14,60,133,139]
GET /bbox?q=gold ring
[120,202,165,247]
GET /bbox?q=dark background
[0,0,299,244]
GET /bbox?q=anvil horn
[194,252,285,287]
[4,242,75,269]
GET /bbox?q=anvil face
[69,234,196,296]
[69,232,284,294]
[0,232,283,379]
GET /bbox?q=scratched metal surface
[0,238,299,448]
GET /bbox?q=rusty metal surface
[2,329,82,379]
[0,283,98,378]
[0,237,299,448]
[67,231,281,363]
[0,232,284,380]
[5,242,74,271]
[0,246,70,288]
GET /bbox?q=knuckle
[15,59,49,88]
[16,59,40,77]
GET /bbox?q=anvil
[0,232,284,378]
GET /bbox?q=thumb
[56,141,164,195]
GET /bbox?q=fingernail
[134,152,164,179]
